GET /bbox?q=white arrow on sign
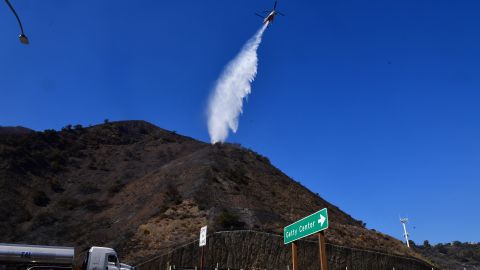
[318,214,326,226]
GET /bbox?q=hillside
[0,120,422,263]
[415,241,480,269]
[0,126,34,135]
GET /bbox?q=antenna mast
[400,217,410,248]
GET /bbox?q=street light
[4,0,29,44]
[400,217,410,248]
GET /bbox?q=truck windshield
[107,255,118,265]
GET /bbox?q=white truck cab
[82,247,122,270]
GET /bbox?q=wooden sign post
[200,246,204,270]
[318,231,328,270]
[291,241,298,270]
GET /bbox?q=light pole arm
[4,0,25,35]
[4,0,29,44]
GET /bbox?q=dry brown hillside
[0,121,422,263]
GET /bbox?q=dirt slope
[0,120,421,263]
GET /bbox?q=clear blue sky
[1,0,479,244]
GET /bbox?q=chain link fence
[135,230,437,270]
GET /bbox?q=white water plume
[207,23,269,144]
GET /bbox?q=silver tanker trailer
[0,244,133,270]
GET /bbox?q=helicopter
[255,0,285,25]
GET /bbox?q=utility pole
[400,217,410,248]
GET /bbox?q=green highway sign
[284,208,329,244]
